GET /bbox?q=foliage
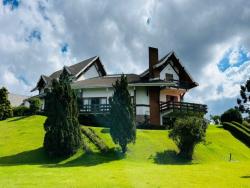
[43,68,82,157]
[109,74,136,153]
[236,79,250,115]
[81,127,109,153]
[210,115,221,125]
[169,116,208,159]
[12,106,30,116]
[242,120,250,129]
[28,97,42,115]
[223,122,250,146]
[221,108,242,124]
[0,87,13,120]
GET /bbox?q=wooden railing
[79,102,207,114]
[80,104,111,114]
[160,101,207,113]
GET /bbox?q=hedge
[231,121,250,134]
[223,122,250,147]
[81,127,109,153]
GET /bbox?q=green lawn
[0,115,250,188]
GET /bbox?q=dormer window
[165,73,173,81]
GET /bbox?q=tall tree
[43,68,82,157]
[0,87,13,120]
[236,79,250,115]
[109,74,136,153]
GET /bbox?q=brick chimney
[148,47,160,126]
[149,47,159,78]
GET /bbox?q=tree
[169,116,207,159]
[236,79,250,116]
[28,97,42,114]
[210,115,220,125]
[109,74,136,153]
[43,67,82,157]
[0,87,13,120]
[221,108,242,124]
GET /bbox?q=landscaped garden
[0,115,249,188]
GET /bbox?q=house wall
[135,87,149,116]
[76,64,100,81]
[80,86,149,116]
[160,63,179,80]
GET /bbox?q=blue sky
[0,0,250,116]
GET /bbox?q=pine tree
[109,74,136,153]
[43,67,82,157]
[0,87,13,120]
[236,79,250,116]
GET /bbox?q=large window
[83,97,107,105]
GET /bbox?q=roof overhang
[129,82,176,87]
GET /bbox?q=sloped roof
[139,51,198,89]
[32,56,104,92]
[71,74,141,89]
[49,56,98,79]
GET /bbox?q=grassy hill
[0,115,250,188]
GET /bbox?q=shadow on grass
[152,150,193,165]
[44,149,124,168]
[8,116,30,122]
[241,175,250,178]
[0,148,62,166]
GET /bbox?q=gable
[160,63,179,81]
[76,64,100,81]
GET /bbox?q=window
[165,73,173,81]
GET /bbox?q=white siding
[76,65,100,81]
[81,87,135,103]
[135,87,149,115]
[160,63,179,81]
[80,86,149,115]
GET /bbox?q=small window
[165,73,173,81]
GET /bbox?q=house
[32,47,207,126]
[8,93,29,107]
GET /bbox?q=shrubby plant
[0,87,13,120]
[43,68,82,157]
[169,116,207,159]
[109,74,136,153]
[221,108,242,124]
[28,97,42,114]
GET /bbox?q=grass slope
[0,115,250,188]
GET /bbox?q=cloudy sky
[1,0,250,115]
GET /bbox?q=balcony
[79,104,111,114]
[160,101,207,114]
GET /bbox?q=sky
[0,0,250,116]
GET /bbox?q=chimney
[149,47,159,78]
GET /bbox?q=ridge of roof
[49,56,98,79]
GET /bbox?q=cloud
[0,0,250,115]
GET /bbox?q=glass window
[165,73,173,81]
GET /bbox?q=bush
[242,121,250,129]
[0,87,13,120]
[169,116,207,160]
[223,122,250,146]
[13,106,30,116]
[221,108,242,124]
[28,97,42,115]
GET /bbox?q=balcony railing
[79,102,207,114]
[79,104,111,114]
[160,101,207,113]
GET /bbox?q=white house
[32,47,207,126]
